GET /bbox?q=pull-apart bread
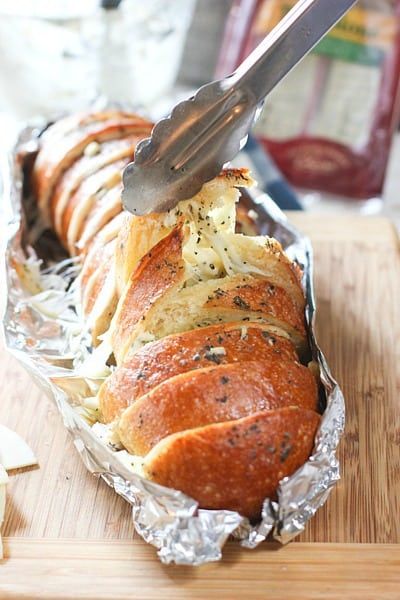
[32,110,320,520]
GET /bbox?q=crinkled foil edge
[0,125,344,565]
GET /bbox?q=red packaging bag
[217,0,400,201]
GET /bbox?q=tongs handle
[228,0,357,105]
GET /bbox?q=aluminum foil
[0,125,345,566]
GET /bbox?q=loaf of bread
[32,110,320,520]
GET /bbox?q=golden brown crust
[80,243,107,297]
[114,213,174,296]
[99,323,297,423]
[123,273,307,355]
[216,167,251,181]
[220,234,305,309]
[118,359,318,455]
[204,277,306,339]
[143,407,320,519]
[110,225,187,364]
[39,110,148,146]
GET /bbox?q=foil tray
[0,124,345,566]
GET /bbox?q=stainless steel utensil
[122,0,357,215]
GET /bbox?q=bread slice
[110,225,187,363]
[122,270,307,358]
[143,407,320,519]
[38,110,145,147]
[81,239,116,315]
[81,239,118,343]
[117,358,318,455]
[49,134,143,235]
[61,163,125,254]
[33,111,152,222]
[79,212,126,293]
[98,322,297,422]
[73,184,122,256]
[78,214,125,342]
[109,173,305,360]
[114,213,174,297]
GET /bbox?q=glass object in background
[0,1,99,119]
[98,0,196,107]
[0,0,196,120]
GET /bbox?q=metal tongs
[122,0,357,215]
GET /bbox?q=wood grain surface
[1,540,400,600]
[1,215,399,598]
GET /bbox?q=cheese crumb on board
[0,464,8,559]
[0,427,37,558]
[0,425,38,471]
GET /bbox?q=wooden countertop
[1,214,399,599]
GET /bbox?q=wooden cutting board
[1,214,399,599]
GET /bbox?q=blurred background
[0,0,399,222]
